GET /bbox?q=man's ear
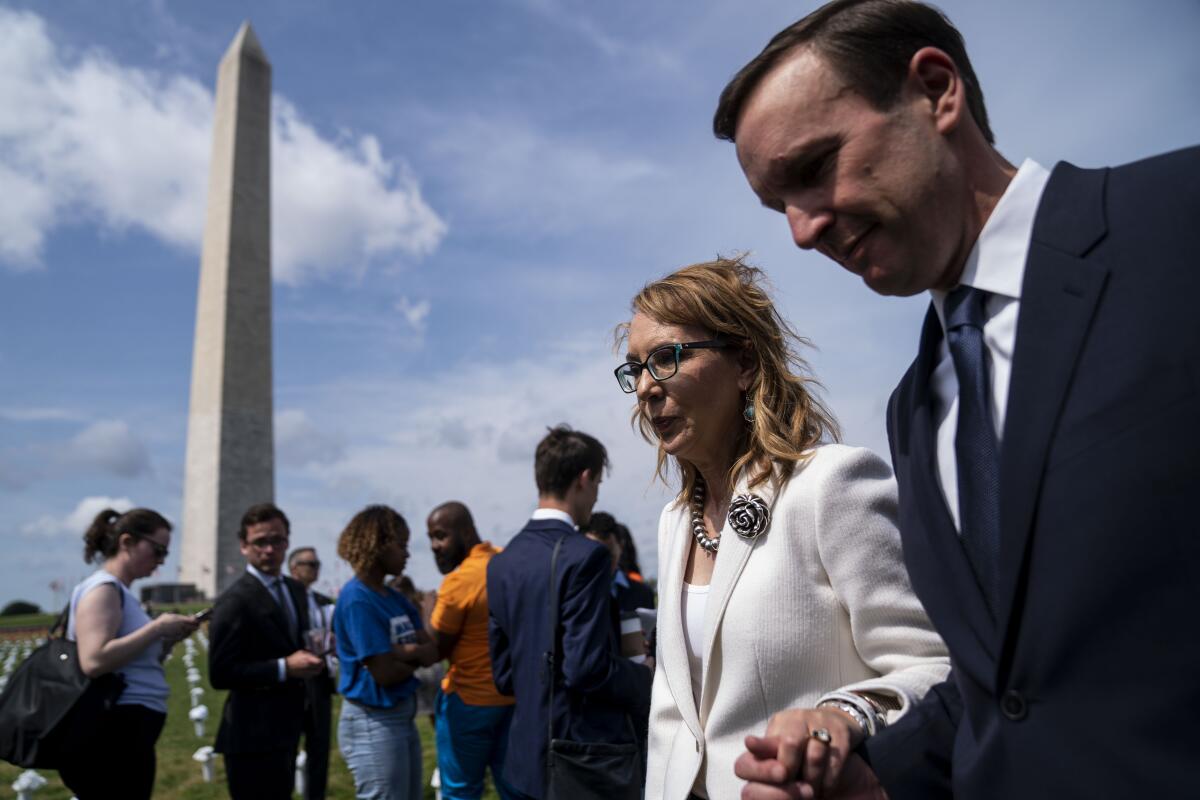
[576,468,594,489]
[906,46,966,135]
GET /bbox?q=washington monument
[179,22,274,599]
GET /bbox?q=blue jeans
[339,696,422,800]
[435,690,521,800]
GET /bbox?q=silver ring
[811,727,832,744]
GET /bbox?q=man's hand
[735,705,889,800]
[284,649,324,678]
[738,738,887,799]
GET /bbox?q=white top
[929,158,1051,530]
[680,582,709,710]
[646,445,950,800]
[67,570,169,713]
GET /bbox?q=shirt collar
[246,563,282,586]
[470,541,498,558]
[531,507,577,528]
[931,158,1051,324]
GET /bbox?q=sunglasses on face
[130,533,169,559]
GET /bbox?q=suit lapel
[996,163,1109,656]
[246,572,297,647]
[698,472,778,723]
[657,505,704,740]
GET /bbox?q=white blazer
[645,444,950,799]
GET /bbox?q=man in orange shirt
[427,501,520,800]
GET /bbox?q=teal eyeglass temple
[614,339,730,393]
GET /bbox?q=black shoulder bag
[544,535,641,800]
[0,594,127,768]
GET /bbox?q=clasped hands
[734,707,888,800]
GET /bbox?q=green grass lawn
[0,632,500,799]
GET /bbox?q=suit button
[1001,690,1027,721]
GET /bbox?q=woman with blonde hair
[333,505,439,800]
[616,257,948,798]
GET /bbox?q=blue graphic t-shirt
[334,577,423,707]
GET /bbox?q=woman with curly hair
[615,258,949,798]
[333,505,438,800]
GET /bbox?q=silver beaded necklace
[690,477,719,553]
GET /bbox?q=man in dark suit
[715,1,1200,798]
[287,546,336,800]
[210,504,325,800]
[487,426,653,800]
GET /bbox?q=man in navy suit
[487,425,653,800]
[714,1,1200,798]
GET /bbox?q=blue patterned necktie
[945,286,1001,615]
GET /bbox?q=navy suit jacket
[864,147,1200,798]
[210,572,311,755]
[487,518,652,800]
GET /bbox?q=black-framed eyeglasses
[246,534,289,551]
[130,533,169,559]
[614,339,730,393]
[293,559,321,569]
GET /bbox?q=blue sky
[2,0,1197,608]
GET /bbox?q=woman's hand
[742,706,865,797]
[155,612,200,643]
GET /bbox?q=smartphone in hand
[193,607,214,623]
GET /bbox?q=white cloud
[276,408,346,468]
[59,420,152,478]
[515,0,684,71]
[272,101,447,284]
[0,406,83,422]
[21,495,135,538]
[423,112,659,236]
[394,296,432,334]
[0,8,446,283]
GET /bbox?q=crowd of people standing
[45,0,1198,798]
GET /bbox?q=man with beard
[427,501,519,800]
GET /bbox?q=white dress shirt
[929,159,1051,530]
[530,507,577,528]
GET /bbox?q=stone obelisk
[179,22,273,599]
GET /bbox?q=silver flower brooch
[727,494,771,541]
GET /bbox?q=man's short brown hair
[713,0,994,145]
[239,502,290,541]
[534,425,609,498]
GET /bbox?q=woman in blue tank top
[334,505,439,800]
[61,508,199,799]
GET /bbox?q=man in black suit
[210,504,325,800]
[715,1,1200,798]
[287,546,336,800]
[487,426,653,800]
